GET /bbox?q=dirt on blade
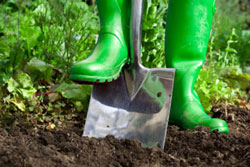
[0,106,249,167]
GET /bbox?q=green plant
[0,0,96,128]
[212,0,249,58]
[32,0,99,73]
[0,0,99,86]
[236,30,250,68]
[196,29,249,113]
[0,60,91,127]
[141,0,167,68]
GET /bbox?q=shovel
[83,0,175,149]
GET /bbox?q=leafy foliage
[196,29,249,112]
[213,0,250,68]
[141,0,167,68]
[0,0,99,86]
[0,0,96,127]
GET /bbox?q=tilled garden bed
[0,107,249,167]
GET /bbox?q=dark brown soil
[0,106,249,167]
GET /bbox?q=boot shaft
[165,0,216,68]
[165,0,216,95]
[96,0,131,48]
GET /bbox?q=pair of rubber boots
[70,0,229,133]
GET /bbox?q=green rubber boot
[165,0,229,133]
[70,0,131,83]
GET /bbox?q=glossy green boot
[165,0,229,133]
[70,0,131,83]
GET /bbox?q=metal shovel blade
[83,0,175,149]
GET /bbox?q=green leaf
[54,82,91,101]
[15,72,33,88]
[3,95,11,103]
[225,72,250,90]
[9,40,25,70]
[20,23,41,56]
[0,39,10,54]
[7,72,37,99]
[7,78,18,93]
[10,99,26,112]
[73,101,84,112]
[48,93,61,103]
[26,58,55,82]
[18,88,36,99]
[225,47,237,54]
[34,3,51,20]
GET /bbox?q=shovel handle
[131,0,144,68]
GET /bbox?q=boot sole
[72,76,120,85]
[70,61,128,84]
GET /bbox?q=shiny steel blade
[83,69,174,149]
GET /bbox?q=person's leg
[70,0,131,83]
[165,0,229,133]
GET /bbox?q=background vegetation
[0,0,249,129]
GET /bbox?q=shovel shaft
[131,0,144,68]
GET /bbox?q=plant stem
[17,4,21,40]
